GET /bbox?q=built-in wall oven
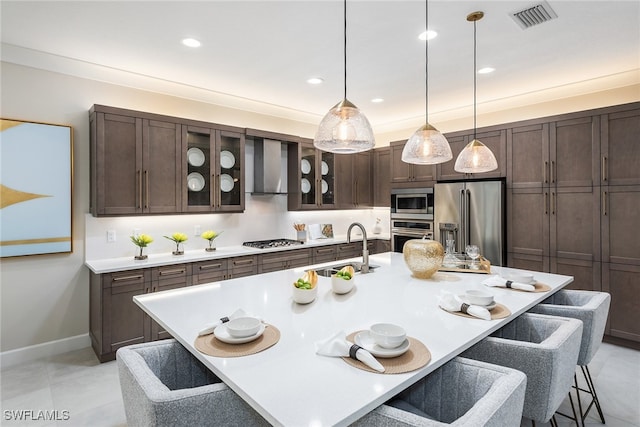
[390,188,435,252]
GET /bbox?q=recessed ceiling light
[418,30,438,41]
[371,98,384,103]
[182,38,201,48]
[478,67,495,74]
[307,77,324,85]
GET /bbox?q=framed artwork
[1,118,73,257]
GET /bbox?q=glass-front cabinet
[288,140,335,210]
[182,125,244,213]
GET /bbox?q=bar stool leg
[581,365,606,424]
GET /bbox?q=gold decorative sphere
[402,239,445,279]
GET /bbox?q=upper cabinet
[373,147,391,207]
[335,151,373,208]
[288,140,336,210]
[389,140,436,187]
[90,105,244,216]
[600,106,640,186]
[437,129,507,181]
[182,126,245,213]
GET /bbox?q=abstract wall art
[1,119,73,257]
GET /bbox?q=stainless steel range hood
[252,139,286,194]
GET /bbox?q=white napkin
[315,331,385,373]
[438,291,491,320]
[198,308,246,336]
[482,275,536,292]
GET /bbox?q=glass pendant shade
[454,139,498,173]
[402,123,453,164]
[314,98,375,153]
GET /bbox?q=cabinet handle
[144,170,149,209]
[211,174,216,207]
[216,174,221,207]
[137,170,142,209]
[112,274,144,282]
[551,161,556,184]
[603,191,608,216]
[234,259,253,266]
[199,263,222,270]
[354,180,358,206]
[316,248,333,254]
[544,192,549,215]
[544,161,549,184]
[159,268,185,276]
[551,191,556,215]
[602,156,608,182]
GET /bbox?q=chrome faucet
[347,222,370,274]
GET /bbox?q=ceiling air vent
[510,1,558,29]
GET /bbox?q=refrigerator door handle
[459,189,466,251]
[465,189,471,247]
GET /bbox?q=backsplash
[84,195,390,260]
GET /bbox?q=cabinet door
[374,239,391,254]
[602,262,640,342]
[229,255,258,279]
[216,131,245,212]
[142,119,182,213]
[183,125,215,212]
[373,147,391,207]
[193,259,228,284]
[319,151,336,207]
[507,187,550,258]
[601,185,640,265]
[550,258,600,292]
[313,245,338,264]
[354,152,373,207]
[335,153,354,208]
[437,134,467,182]
[601,108,640,186]
[507,123,549,189]
[337,243,360,260]
[390,141,412,183]
[93,113,143,215]
[299,143,319,208]
[469,130,506,179]
[551,116,599,187]
[259,249,312,273]
[411,162,437,183]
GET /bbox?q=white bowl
[504,272,534,283]
[369,323,407,349]
[464,290,494,306]
[225,317,261,338]
[331,274,354,294]
[292,284,317,304]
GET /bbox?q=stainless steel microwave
[390,188,434,219]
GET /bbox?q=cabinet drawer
[153,264,191,287]
[260,248,312,273]
[104,269,150,289]
[230,255,258,278]
[193,259,228,284]
[337,243,360,259]
[313,246,337,264]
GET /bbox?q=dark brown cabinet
[313,246,338,264]
[602,263,640,342]
[373,147,391,207]
[149,264,191,341]
[191,255,258,284]
[600,107,640,186]
[335,152,373,208]
[389,140,436,186]
[259,248,313,273]
[288,141,336,210]
[435,130,507,181]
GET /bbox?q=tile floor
[1,342,638,426]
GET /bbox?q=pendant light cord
[425,0,429,121]
[473,18,477,141]
[343,0,348,100]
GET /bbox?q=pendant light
[454,11,498,174]
[401,0,452,165]
[314,0,375,154]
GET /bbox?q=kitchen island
[133,251,573,426]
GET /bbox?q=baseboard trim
[0,333,91,370]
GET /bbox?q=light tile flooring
[1,342,638,426]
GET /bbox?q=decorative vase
[134,247,147,260]
[172,243,184,255]
[402,238,444,279]
[206,239,216,252]
[372,220,382,235]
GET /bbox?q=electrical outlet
[107,229,116,242]
[194,225,202,236]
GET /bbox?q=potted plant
[130,233,153,260]
[201,230,222,252]
[164,232,188,255]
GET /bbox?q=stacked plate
[353,331,410,358]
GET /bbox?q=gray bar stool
[529,290,611,426]
[462,312,583,427]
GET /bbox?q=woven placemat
[194,325,280,357]
[528,282,551,293]
[441,303,512,320]
[341,331,431,374]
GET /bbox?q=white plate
[220,174,234,192]
[321,179,328,194]
[301,178,311,194]
[187,147,205,167]
[220,150,235,169]
[354,330,410,358]
[214,323,266,344]
[459,295,497,310]
[500,276,536,285]
[187,172,205,192]
[301,159,311,174]
[321,161,329,175]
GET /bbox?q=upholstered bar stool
[117,339,269,427]
[352,357,527,426]
[529,290,611,426]
[461,313,583,427]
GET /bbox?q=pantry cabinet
[335,151,373,208]
[373,147,391,207]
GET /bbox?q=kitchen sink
[312,262,380,277]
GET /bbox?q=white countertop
[133,252,573,427]
[85,233,390,274]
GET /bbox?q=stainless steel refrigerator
[434,180,505,266]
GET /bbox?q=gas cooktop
[242,239,304,249]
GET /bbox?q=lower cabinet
[148,264,191,341]
[602,263,640,343]
[259,249,312,274]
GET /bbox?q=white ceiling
[2,1,639,134]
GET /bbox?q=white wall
[1,60,638,358]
